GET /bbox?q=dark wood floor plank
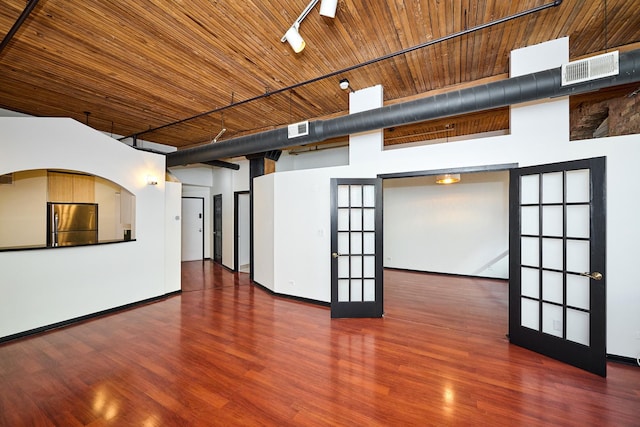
[0,261,639,425]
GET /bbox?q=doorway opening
[378,159,606,376]
[234,191,250,273]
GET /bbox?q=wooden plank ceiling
[1,0,639,154]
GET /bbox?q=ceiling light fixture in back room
[435,174,461,185]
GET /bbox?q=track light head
[281,0,338,53]
[284,24,306,53]
[319,0,338,18]
[211,128,226,144]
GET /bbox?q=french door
[330,178,383,318]
[509,157,606,376]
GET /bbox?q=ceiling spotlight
[283,24,305,53]
[281,0,338,53]
[319,0,338,18]
[339,78,350,91]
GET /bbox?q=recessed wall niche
[0,169,135,249]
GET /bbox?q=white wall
[0,117,178,339]
[0,108,31,117]
[0,170,47,247]
[171,159,250,269]
[173,166,214,261]
[254,37,640,359]
[165,181,182,293]
[277,146,349,171]
[254,173,275,290]
[383,171,510,278]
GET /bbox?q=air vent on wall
[288,121,309,139]
[562,51,619,86]
[0,173,14,185]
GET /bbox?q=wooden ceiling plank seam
[431,0,449,91]
[467,0,485,82]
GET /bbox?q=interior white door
[181,197,204,261]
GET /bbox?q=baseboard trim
[384,267,509,282]
[607,354,640,367]
[251,280,330,308]
[0,290,182,345]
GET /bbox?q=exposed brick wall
[570,92,639,140]
[570,101,608,140]
[607,94,640,136]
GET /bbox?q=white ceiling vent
[288,121,309,139]
[562,51,619,86]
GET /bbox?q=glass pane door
[509,158,606,376]
[331,178,383,318]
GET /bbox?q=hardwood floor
[1,261,639,426]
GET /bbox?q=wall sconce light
[147,175,158,185]
[281,0,338,53]
[435,174,461,184]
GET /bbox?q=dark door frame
[213,194,222,264]
[375,163,516,315]
[234,191,250,272]
[508,157,606,376]
[330,178,384,318]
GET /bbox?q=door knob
[580,271,603,281]
[331,252,341,259]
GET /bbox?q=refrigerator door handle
[53,212,59,247]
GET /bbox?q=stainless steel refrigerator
[47,202,98,247]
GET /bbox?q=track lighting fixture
[210,113,226,143]
[211,128,226,143]
[319,0,338,18]
[281,0,338,53]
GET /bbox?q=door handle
[331,252,342,259]
[580,271,603,281]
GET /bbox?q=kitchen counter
[0,239,137,252]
